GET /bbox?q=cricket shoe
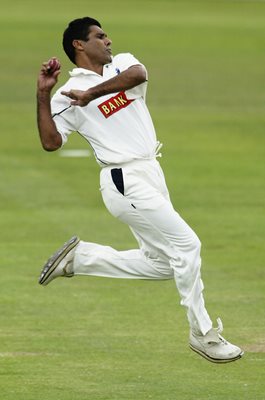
[38,236,80,286]
[189,318,244,363]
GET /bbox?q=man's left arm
[61,65,146,107]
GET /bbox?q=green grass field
[1,1,265,399]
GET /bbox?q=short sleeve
[51,92,76,145]
[112,53,148,101]
[112,53,146,72]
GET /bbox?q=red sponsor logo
[98,91,134,118]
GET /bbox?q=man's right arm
[37,60,62,151]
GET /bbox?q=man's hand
[61,89,95,107]
[37,57,61,92]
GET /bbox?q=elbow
[129,65,147,85]
[136,66,147,84]
[39,131,62,152]
[140,67,147,82]
[41,138,62,152]
[42,143,60,152]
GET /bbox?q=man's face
[82,25,112,65]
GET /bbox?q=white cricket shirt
[51,53,157,166]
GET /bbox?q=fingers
[61,90,84,106]
[61,90,76,99]
[60,91,80,106]
[47,57,61,74]
[37,61,60,91]
[61,90,91,107]
[70,100,80,106]
[40,57,61,76]
[61,91,76,105]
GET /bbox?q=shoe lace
[216,318,228,344]
[155,141,163,158]
[216,317,223,334]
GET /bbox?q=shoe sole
[38,236,80,285]
[190,344,244,363]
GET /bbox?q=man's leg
[73,242,173,280]
[72,161,212,335]
[98,196,212,335]
[38,159,243,361]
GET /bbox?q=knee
[170,233,201,271]
[152,261,175,279]
[181,231,201,255]
[187,234,201,269]
[191,234,201,253]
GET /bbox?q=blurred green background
[0,1,264,399]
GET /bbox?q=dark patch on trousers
[111,168,124,195]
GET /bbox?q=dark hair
[63,17,101,64]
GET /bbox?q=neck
[76,59,104,76]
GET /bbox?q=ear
[72,39,85,51]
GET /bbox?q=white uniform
[51,53,212,335]
[52,53,156,166]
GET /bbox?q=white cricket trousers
[72,158,212,335]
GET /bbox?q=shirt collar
[69,68,99,77]
[69,58,113,77]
